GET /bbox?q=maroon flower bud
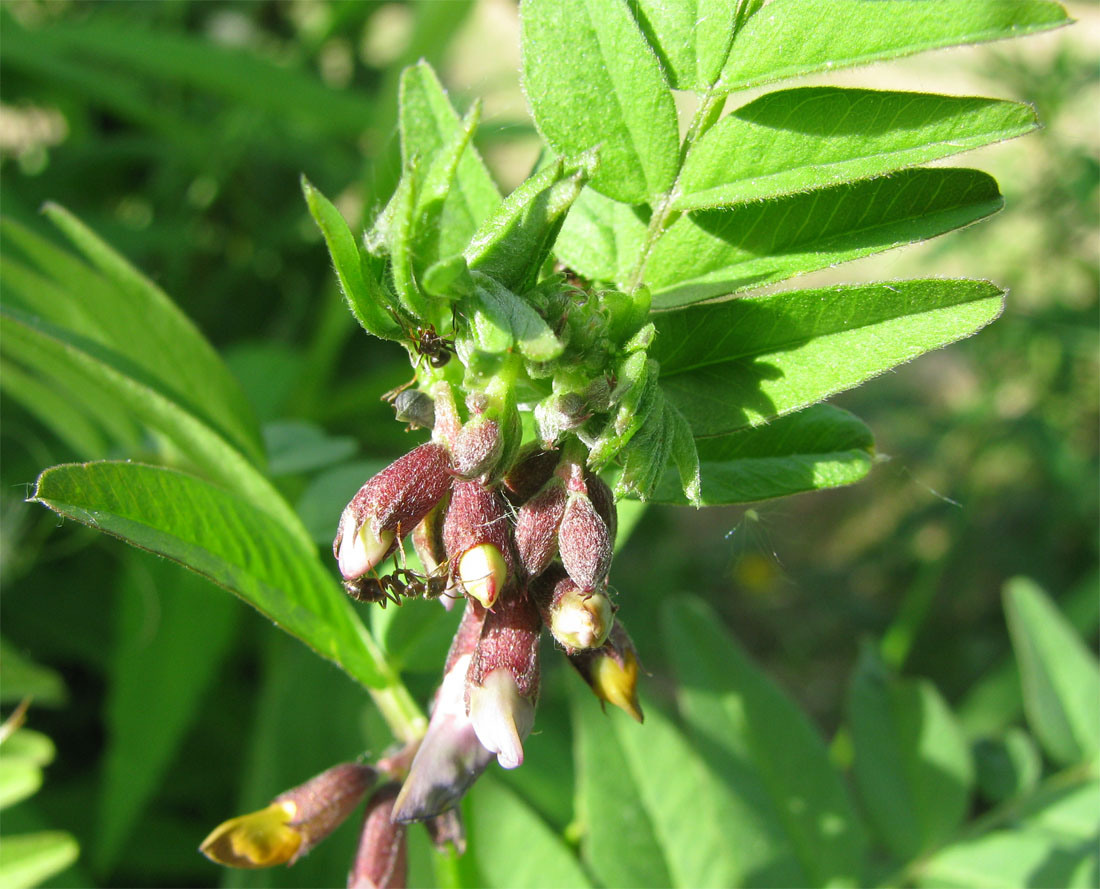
[348,783,407,889]
[424,808,466,855]
[531,565,612,653]
[466,591,542,769]
[584,471,617,544]
[501,443,560,505]
[334,443,452,581]
[568,621,644,723]
[514,476,567,576]
[557,467,612,592]
[451,413,503,480]
[443,479,516,608]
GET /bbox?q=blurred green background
[1,1,1096,886]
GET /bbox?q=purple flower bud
[348,783,407,889]
[501,443,560,506]
[466,592,541,769]
[514,477,567,577]
[443,479,516,608]
[333,443,452,581]
[557,476,613,592]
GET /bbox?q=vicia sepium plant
[6,1,1073,886]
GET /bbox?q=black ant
[411,325,455,369]
[343,551,455,608]
[382,321,457,404]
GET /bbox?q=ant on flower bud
[343,554,456,609]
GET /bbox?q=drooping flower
[200,762,375,868]
[392,604,494,823]
[531,564,613,652]
[443,479,516,608]
[465,591,542,769]
[568,621,644,723]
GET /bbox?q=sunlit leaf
[677,89,1037,210]
[718,0,1070,93]
[649,404,874,505]
[521,0,679,203]
[30,461,391,690]
[654,279,1004,437]
[646,169,1002,309]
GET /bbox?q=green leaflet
[521,0,679,204]
[648,404,874,506]
[2,210,264,466]
[29,461,392,691]
[847,644,974,862]
[1004,578,1100,767]
[629,0,761,90]
[552,185,648,288]
[399,60,501,257]
[301,177,402,340]
[717,0,1070,93]
[676,88,1037,210]
[653,279,1005,437]
[646,168,1003,309]
[465,155,592,294]
[1,306,309,548]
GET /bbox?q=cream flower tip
[551,590,612,651]
[468,668,534,770]
[458,544,507,608]
[337,516,393,580]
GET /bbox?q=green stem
[625,89,726,292]
[369,681,427,745]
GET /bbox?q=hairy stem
[625,90,725,293]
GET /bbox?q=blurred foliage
[0,1,1096,887]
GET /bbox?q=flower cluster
[201,379,642,886]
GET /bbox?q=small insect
[382,322,457,404]
[343,558,455,608]
[410,325,455,369]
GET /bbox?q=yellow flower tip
[458,543,507,608]
[199,801,301,869]
[591,650,644,724]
